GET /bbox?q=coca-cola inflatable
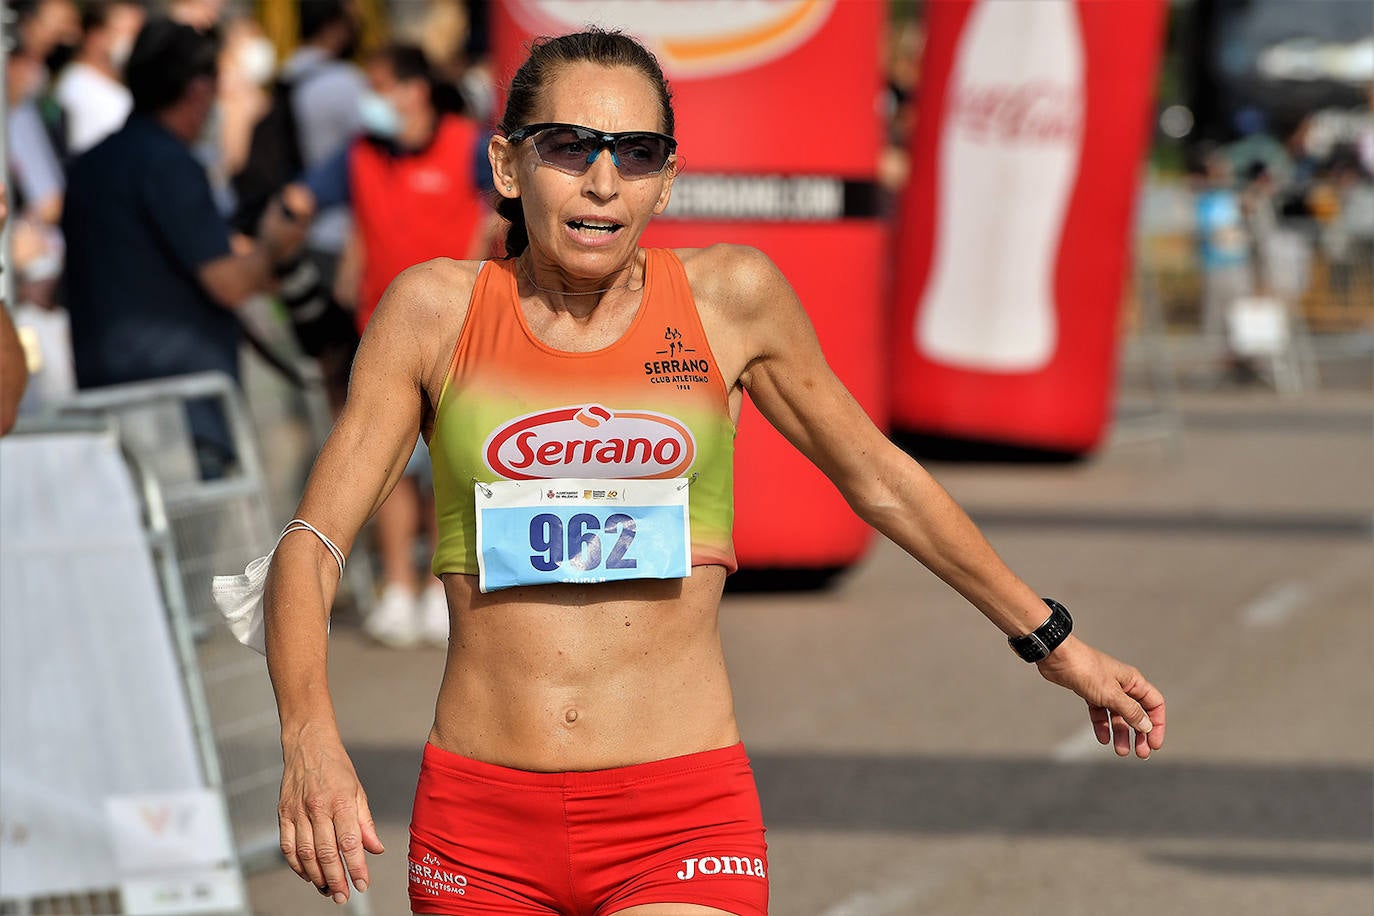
[494,2,886,579]
[891,0,1166,456]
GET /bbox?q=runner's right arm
[264,259,474,903]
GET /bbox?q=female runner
[265,29,1166,916]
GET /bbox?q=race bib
[474,478,691,593]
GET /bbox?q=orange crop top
[428,248,737,577]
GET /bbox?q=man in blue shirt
[62,18,307,477]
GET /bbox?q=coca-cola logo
[484,405,696,481]
[950,81,1082,144]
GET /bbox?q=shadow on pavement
[749,753,1372,844]
[1144,851,1373,880]
[969,508,1372,539]
[348,746,1372,845]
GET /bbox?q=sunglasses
[507,122,678,179]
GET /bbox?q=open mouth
[567,219,622,235]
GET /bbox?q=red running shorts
[408,741,768,915]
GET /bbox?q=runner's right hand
[278,732,385,904]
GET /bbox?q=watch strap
[1008,598,1073,663]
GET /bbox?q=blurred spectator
[405,0,467,84]
[301,43,494,647]
[1,184,31,436]
[1226,106,1292,188]
[879,17,921,194]
[1283,114,1323,195]
[5,50,66,312]
[61,18,310,478]
[13,0,81,88]
[52,0,145,156]
[1314,149,1374,306]
[1359,85,1374,179]
[216,15,276,178]
[401,0,493,121]
[328,44,495,329]
[167,0,225,32]
[233,0,368,389]
[1240,160,1313,308]
[1193,147,1251,345]
[280,0,366,247]
[1240,161,1281,294]
[4,50,63,228]
[1338,154,1374,299]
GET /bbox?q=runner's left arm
[723,246,1166,759]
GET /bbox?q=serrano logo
[506,0,835,78]
[485,405,695,481]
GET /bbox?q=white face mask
[359,91,402,139]
[211,520,344,656]
[236,36,276,87]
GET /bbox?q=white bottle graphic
[916,0,1085,372]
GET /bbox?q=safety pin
[676,472,699,491]
[472,478,494,498]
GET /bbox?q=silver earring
[506,184,513,191]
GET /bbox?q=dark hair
[366,43,471,123]
[370,43,433,87]
[80,1,124,36]
[299,0,350,43]
[125,18,218,114]
[496,28,675,257]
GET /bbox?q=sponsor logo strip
[484,406,697,481]
[662,175,882,221]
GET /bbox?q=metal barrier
[51,374,288,876]
[45,373,374,915]
[0,417,249,915]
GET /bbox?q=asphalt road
[246,383,1374,916]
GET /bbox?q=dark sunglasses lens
[529,127,671,176]
[532,127,599,172]
[612,134,671,176]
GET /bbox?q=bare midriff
[427,566,738,773]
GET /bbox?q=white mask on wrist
[211,519,344,655]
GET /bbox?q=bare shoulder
[368,256,483,337]
[677,243,787,299]
[675,244,794,322]
[673,245,811,388]
[352,257,485,390]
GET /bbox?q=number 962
[529,513,637,572]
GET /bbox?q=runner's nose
[583,147,620,201]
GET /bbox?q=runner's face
[504,62,676,277]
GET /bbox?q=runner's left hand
[1034,636,1167,759]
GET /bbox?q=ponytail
[497,194,530,257]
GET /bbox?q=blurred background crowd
[2,0,1372,644]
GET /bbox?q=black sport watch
[1008,598,1073,663]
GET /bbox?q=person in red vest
[299,43,495,648]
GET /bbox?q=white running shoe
[418,581,450,646]
[364,583,420,649]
